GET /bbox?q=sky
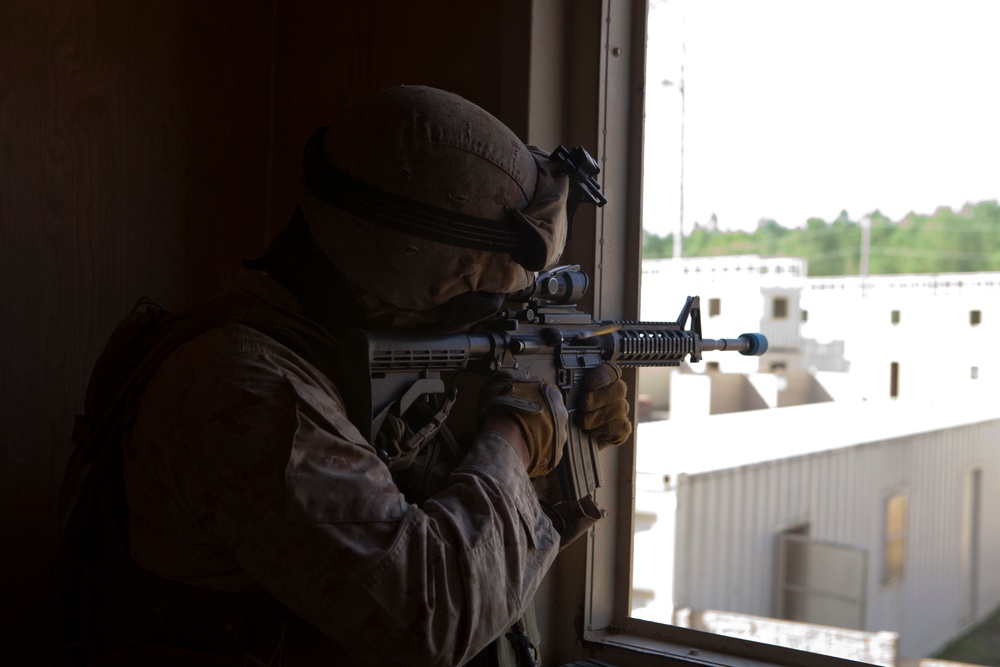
[642,0,1000,236]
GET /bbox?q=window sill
[581,621,874,667]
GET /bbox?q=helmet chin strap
[243,208,388,334]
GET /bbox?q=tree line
[642,200,1000,276]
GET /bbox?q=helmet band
[303,127,549,270]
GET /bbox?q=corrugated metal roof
[636,397,1000,477]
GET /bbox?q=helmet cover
[302,85,570,312]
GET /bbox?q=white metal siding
[669,418,1000,659]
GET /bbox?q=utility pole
[860,215,871,296]
[672,1,686,259]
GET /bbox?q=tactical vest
[57,207,551,664]
[55,288,354,665]
[56,293,542,666]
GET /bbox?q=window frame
[882,490,909,585]
[546,2,872,663]
[772,295,789,320]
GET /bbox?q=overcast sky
[642,0,1000,236]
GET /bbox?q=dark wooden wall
[0,0,531,656]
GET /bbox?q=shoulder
[135,307,361,458]
[131,320,372,501]
[151,320,319,388]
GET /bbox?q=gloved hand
[479,379,569,477]
[576,362,632,449]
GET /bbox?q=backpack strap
[57,289,343,658]
[61,288,345,528]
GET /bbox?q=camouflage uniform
[121,270,560,665]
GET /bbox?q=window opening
[883,492,908,584]
[630,0,1000,663]
[961,469,982,622]
[772,296,788,320]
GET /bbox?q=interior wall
[1,1,276,655]
[0,0,533,656]
[265,1,525,233]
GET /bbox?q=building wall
[0,0,527,655]
[637,258,1000,659]
[655,414,1000,659]
[640,256,777,374]
[643,258,1000,405]
[640,255,851,379]
[803,274,1000,402]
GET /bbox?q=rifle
[341,264,767,503]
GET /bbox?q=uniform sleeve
[156,346,560,667]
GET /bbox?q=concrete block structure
[634,257,1000,661]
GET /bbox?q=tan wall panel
[266,1,512,235]
[1,2,275,654]
[0,0,527,657]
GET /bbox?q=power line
[868,246,999,261]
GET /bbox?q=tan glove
[576,362,632,449]
[479,379,569,477]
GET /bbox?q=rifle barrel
[701,333,768,356]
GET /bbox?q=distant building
[638,257,999,414]
[803,272,999,402]
[633,256,1000,662]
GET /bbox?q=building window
[971,366,979,380]
[883,492,908,584]
[772,296,788,320]
[970,310,982,326]
[890,362,900,398]
[801,309,808,323]
[891,310,901,325]
[708,297,721,317]
[962,469,982,622]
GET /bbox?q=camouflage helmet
[300,85,569,314]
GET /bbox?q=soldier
[59,85,631,666]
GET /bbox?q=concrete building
[802,273,1000,403]
[633,257,1000,662]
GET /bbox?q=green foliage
[642,201,1000,276]
[642,229,674,258]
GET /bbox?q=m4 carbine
[342,265,768,503]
